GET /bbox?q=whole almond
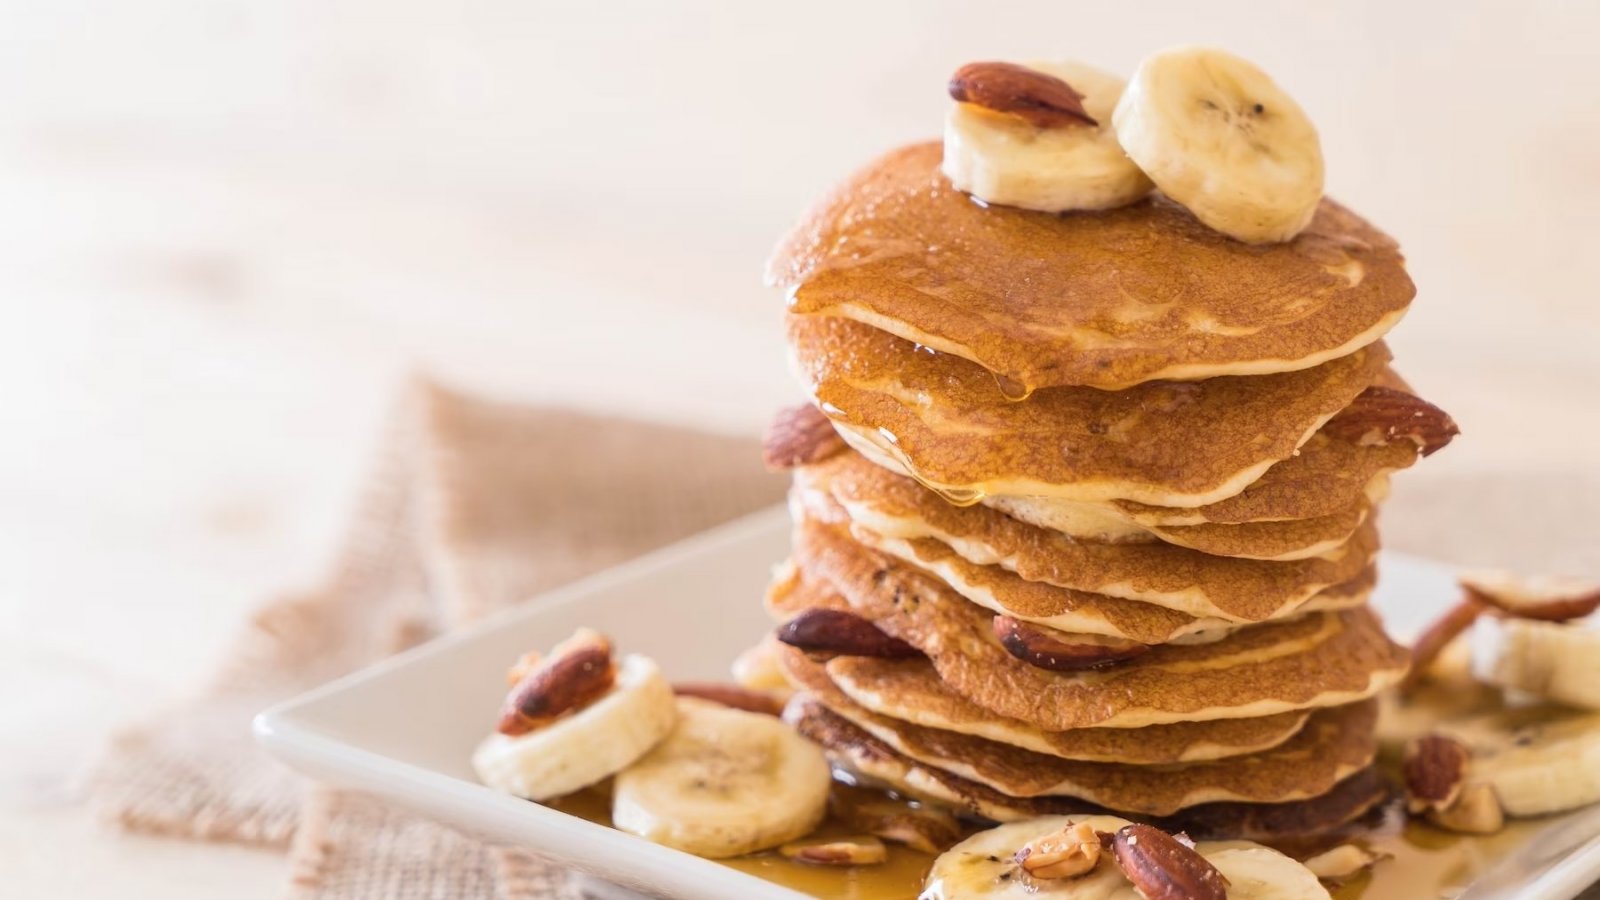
[1403,734,1470,812]
[496,629,616,735]
[993,616,1149,671]
[948,61,1097,128]
[777,608,921,659]
[1402,598,1482,690]
[1461,569,1600,622]
[1110,824,1229,900]
[763,403,846,471]
[1324,386,1459,457]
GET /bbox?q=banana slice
[1112,46,1323,243]
[943,61,1153,212]
[923,815,1328,899]
[473,653,676,802]
[1436,708,1600,819]
[1471,615,1600,710]
[612,697,831,858]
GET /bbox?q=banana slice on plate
[473,653,676,802]
[1471,615,1600,710]
[1424,708,1600,821]
[923,815,1328,899]
[943,60,1153,212]
[1113,46,1324,243]
[612,697,831,858]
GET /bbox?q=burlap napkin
[84,379,786,898]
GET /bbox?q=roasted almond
[1324,386,1459,457]
[504,649,544,687]
[1402,598,1483,690]
[993,616,1149,671]
[1015,821,1104,880]
[1461,569,1600,622]
[948,61,1097,128]
[672,682,786,716]
[496,629,616,736]
[763,403,846,471]
[777,608,921,659]
[1111,824,1229,900]
[1403,734,1470,812]
[779,835,888,866]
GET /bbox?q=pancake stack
[757,141,1459,841]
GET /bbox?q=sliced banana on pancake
[1470,616,1600,710]
[473,653,677,802]
[943,61,1153,212]
[1114,46,1323,244]
[611,697,830,858]
[923,816,1329,899]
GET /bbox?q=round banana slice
[1471,616,1600,710]
[923,815,1328,899]
[472,654,676,802]
[943,61,1154,213]
[1113,46,1324,244]
[612,697,831,858]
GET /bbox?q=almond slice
[993,616,1149,671]
[497,629,616,736]
[779,835,888,866]
[948,61,1097,128]
[1402,598,1483,689]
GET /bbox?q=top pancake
[792,315,1391,507]
[768,142,1414,392]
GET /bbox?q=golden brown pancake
[780,647,1312,764]
[791,664,1375,814]
[768,142,1414,392]
[864,530,1376,642]
[778,523,1409,729]
[789,697,1389,841]
[797,455,1378,621]
[792,315,1392,507]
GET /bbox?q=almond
[497,629,616,736]
[1461,569,1600,622]
[1015,821,1104,880]
[672,682,785,716]
[763,403,846,471]
[1110,823,1229,900]
[504,649,544,687]
[1402,598,1483,690]
[1323,386,1459,457]
[1403,734,1470,812]
[777,608,922,659]
[779,835,887,866]
[948,61,1097,128]
[829,791,963,854]
[993,616,1149,671]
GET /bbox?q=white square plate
[255,505,1600,899]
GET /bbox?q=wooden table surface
[3,2,1598,896]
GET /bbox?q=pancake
[798,454,1378,621]
[866,530,1376,643]
[768,142,1414,392]
[790,661,1375,814]
[789,697,1390,841]
[791,314,1393,507]
[779,522,1409,729]
[780,647,1313,764]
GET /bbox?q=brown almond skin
[1404,734,1470,811]
[777,608,921,659]
[497,642,616,736]
[1324,386,1459,457]
[1111,824,1229,900]
[948,61,1097,128]
[672,682,785,716]
[1402,597,1482,689]
[763,403,846,471]
[993,616,1149,671]
[1464,582,1600,622]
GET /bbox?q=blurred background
[2,1,1597,895]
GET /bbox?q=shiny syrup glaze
[544,770,1544,899]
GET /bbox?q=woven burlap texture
[84,380,785,899]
